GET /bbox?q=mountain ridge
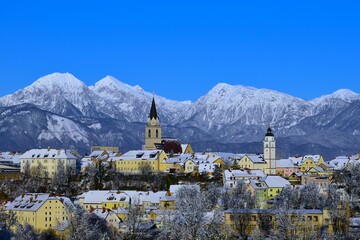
[0,72,359,159]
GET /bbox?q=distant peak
[31,72,86,89]
[93,75,144,92]
[311,88,360,104]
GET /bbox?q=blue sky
[0,1,360,101]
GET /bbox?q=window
[314,216,318,222]
[148,129,151,138]
[156,129,159,138]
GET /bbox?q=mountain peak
[93,75,144,93]
[311,88,360,105]
[31,72,86,91]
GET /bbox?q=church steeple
[149,97,158,120]
[144,97,162,150]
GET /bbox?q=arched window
[156,129,159,138]
[148,129,151,138]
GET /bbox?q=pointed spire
[149,97,158,120]
[266,127,274,137]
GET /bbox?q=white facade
[264,128,276,175]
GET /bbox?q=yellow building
[225,208,331,238]
[77,190,132,210]
[91,146,120,153]
[92,208,123,230]
[181,144,194,154]
[114,150,168,173]
[6,193,74,232]
[20,149,77,178]
[237,154,268,173]
[300,155,324,172]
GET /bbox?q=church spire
[149,97,158,120]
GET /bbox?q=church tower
[144,97,162,150]
[264,127,276,175]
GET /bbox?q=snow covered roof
[310,166,325,172]
[262,176,290,188]
[137,191,168,204]
[276,159,296,168]
[249,179,267,189]
[226,209,323,214]
[302,155,322,163]
[89,150,106,157]
[7,193,74,212]
[80,191,131,204]
[246,154,266,164]
[116,150,162,161]
[92,208,120,221]
[20,149,77,160]
[289,156,303,165]
[211,152,238,160]
[223,169,265,180]
[328,156,350,170]
[169,184,200,195]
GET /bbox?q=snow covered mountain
[0,73,359,158]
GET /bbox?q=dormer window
[136,153,144,158]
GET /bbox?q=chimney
[48,146,51,151]
[102,207,106,213]
[30,197,33,202]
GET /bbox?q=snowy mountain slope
[0,73,112,118]
[186,83,313,133]
[0,72,359,158]
[90,76,192,123]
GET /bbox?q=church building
[264,127,276,175]
[143,97,183,155]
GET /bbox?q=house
[77,190,132,210]
[224,208,340,237]
[237,154,268,173]
[223,169,265,189]
[288,172,303,185]
[114,150,168,173]
[301,175,331,192]
[305,166,328,177]
[300,155,325,172]
[6,193,74,231]
[248,180,267,209]
[181,144,194,154]
[328,155,359,171]
[262,176,291,200]
[20,148,77,178]
[275,159,300,177]
[92,208,123,230]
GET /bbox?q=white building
[20,148,77,178]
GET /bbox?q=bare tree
[125,197,145,239]
[299,184,325,209]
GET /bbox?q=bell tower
[144,97,162,150]
[264,127,276,175]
